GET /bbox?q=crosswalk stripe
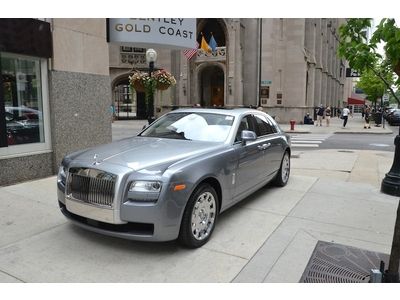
[291,135,331,138]
[289,133,331,148]
[291,137,325,140]
[291,144,320,148]
[292,141,322,144]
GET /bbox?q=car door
[253,113,284,180]
[233,114,268,199]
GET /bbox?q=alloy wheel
[191,191,216,240]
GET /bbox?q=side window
[254,114,276,136]
[235,116,252,143]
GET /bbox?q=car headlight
[126,181,162,202]
[57,165,67,186]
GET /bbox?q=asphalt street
[290,130,397,151]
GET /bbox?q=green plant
[129,69,176,105]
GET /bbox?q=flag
[209,34,217,52]
[183,41,199,60]
[200,35,211,53]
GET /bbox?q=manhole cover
[337,150,354,153]
[300,241,389,283]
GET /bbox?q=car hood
[69,137,224,171]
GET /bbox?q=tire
[178,183,219,248]
[273,151,290,187]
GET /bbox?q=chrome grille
[66,168,117,208]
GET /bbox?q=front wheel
[178,183,219,248]
[273,151,290,187]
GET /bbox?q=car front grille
[66,168,117,208]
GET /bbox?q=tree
[338,18,400,104]
[356,66,394,106]
[339,18,400,283]
[389,90,400,106]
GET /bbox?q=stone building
[110,18,347,123]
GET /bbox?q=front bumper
[57,175,192,242]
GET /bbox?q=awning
[347,97,365,105]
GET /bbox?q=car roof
[167,108,262,118]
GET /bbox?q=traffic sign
[346,68,360,77]
[383,94,389,102]
[261,80,272,86]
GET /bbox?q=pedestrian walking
[342,106,351,128]
[316,104,324,126]
[110,104,116,123]
[325,106,331,126]
[364,105,371,129]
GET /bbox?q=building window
[277,92,283,105]
[1,52,51,157]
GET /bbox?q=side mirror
[241,130,257,145]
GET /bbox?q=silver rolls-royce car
[57,108,291,248]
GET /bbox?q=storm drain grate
[300,241,389,283]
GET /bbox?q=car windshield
[139,112,235,142]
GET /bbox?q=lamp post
[381,86,400,282]
[146,48,157,124]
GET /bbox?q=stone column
[50,18,111,173]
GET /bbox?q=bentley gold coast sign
[107,18,197,49]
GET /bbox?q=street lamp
[146,48,157,124]
[381,87,400,283]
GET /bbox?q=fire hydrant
[290,120,296,130]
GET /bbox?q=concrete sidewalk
[280,113,394,135]
[0,146,398,282]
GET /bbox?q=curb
[334,131,393,135]
[284,131,311,134]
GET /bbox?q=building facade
[0,19,112,186]
[1,18,347,185]
[110,18,347,122]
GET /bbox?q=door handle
[258,143,271,151]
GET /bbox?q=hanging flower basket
[131,80,145,92]
[153,69,176,91]
[156,82,171,90]
[129,69,176,95]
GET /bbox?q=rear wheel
[178,183,219,248]
[273,151,290,187]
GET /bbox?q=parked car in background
[384,108,397,121]
[385,109,400,126]
[57,108,291,248]
[5,106,41,124]
[5,110,40,145]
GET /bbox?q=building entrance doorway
[200,65,224,107]
[113,77,147,120]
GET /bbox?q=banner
[108,18,197,49]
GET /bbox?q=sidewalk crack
[0,269,25,283]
